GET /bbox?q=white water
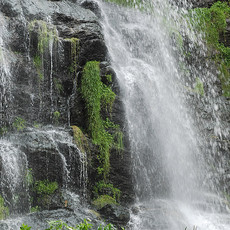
[98,0,230,229]
[0,140,29,213]
[0,13,13,126]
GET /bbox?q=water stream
[98,0,230,229]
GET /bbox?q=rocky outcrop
[0,0,134,227]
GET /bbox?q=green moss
[0,195,9,220]
[101,84,116,114]
[33,122,41,129]
[189,1,230,97]
[29,20,58,54]
[72,125,89,153]
[92,195,117,209]
[81,61,123,199]
[12,117,26,132]
[30,206,39,213]
[53,111,60,124]
[34,180,58,196]
[81,61,114,180]
[0,126,8,136]
[65,38,80,75]
[33,55,43,81]
[94,180,120,201]
[219,62,230,97]
[26,168,33,187]
[194,77,204,96]
[53,78,63,94]
[103,118,124,152]
[105,74,112,82]
[29,20,58,81]
[190,2,228,48]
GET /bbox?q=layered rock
[0,0,134,227]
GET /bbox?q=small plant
[53,78,63,94]
[0,195,9,220]
[33,55,44,81]
[34,180,58,209]
[33,121,41,128]
[81,61,115,180]
[0,126,8,136]
[94,181,120,201]
[20,224,31,230]
[26,168,33,187]
[30,206,39,213]
[53,111,60,124]
[188,2,230,97]
[34,180,58,196]
[76,219,92,230]
[92,195,117,210]
[65,37,80,75]
[12,117,26,131]
[72,125,89,153]
[194,77,204,96]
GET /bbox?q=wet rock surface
[0,0,134,228]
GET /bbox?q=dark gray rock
[0,0,134,227]
[99,204,130,227]
[81,0,102,18]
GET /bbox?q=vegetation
[65,38,80,75]
[0,195,9,220]
[30,205,39,213]
[33,180,58,209]
[53,78,63,94]
[26,168,33,187]
[20,220,117,230]
[53,111,61,124]
[72,125,89,153]
[80,61,123,201]
[189,1,230,97]
[29,20,58,81]
[94,181,120,201]
[194,77,204,96]
[92,195,117,209]
[33,55,43,81]
[13,117,26,131]
[0,126,8,136]
[34,180,58,196]
[81,61,115,180]
[20,224,31,230]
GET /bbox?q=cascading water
[0,13,13,127]
[98,0,230,229]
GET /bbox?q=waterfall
[98,0,230,229]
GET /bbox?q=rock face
[0,0,134,227]
[190,0,218,8]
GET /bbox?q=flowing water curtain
[0,13,14,127]
[99,0,230,229]
[0,141,30,216]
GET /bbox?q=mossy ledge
[189,1,230,97]
[80,61,123,201]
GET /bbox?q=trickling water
[0,141,30,214]
[49,37,54,117]
[0,13,13,126]
[98,0,230,229]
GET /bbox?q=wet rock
[0,0,134,226]
[81,0,101,18]
[99,204,130,227]
[190,0,218,8]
